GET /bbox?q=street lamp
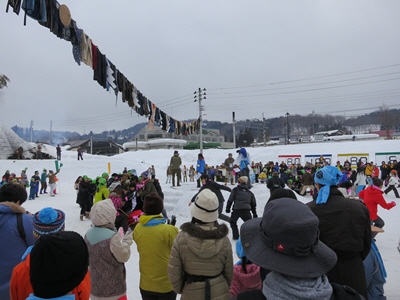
[285,112,290,145]
[194,88,206,154]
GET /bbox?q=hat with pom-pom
[32,207,65,239]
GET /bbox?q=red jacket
[359,185,395,220]
[10,253,91,300]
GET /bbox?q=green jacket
[94,185,110,204]
[170,154,182,170]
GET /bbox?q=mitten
[391,201,397,207]
[122,229,133,246]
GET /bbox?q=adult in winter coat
[77,175,92,220]
[0,184,36,300]
[169,189,233,300]
[133,193,178,299]
[224,153,236,185]
[170,150,182,187]
[307,166,371,299]
[189,174,231,222]
[85,199,133,300]
[384,171,400,198]
[236,198,364,300]
[225,176,257,240]
[380,161,390,181]
[359,177,396,235]
[196,153,206,188]
[266,171,285,195]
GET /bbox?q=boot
[85,212,90,219]
[80,215,84,221]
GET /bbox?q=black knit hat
[30,231,89,298]
[143,192,164,215]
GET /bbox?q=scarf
[263,271,332,300]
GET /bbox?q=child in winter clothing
[133,192,178,299]
[230,238,262,298]
[359,178,396,237]
[27,231,89,300]
[10,207,91,300]
[29,178,36,200]
[384,171,400,198]
[85,199,133,300]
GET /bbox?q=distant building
[66,139,125,156]
[127,125,233,150]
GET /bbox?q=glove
[253,214,258,218]
[391,201,397,207]
[226,208,230,214]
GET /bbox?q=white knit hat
[190,189,219,222]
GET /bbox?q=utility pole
[285,112,290,145]
[30,120,33,142]
[232,112,236,149]
[194,88,206,154]
[262,113,266,146]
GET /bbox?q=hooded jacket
[359,185,395,220]
[230,264,262,298]
[0,202,36,300]
[85,200,132,300]
[168,222,233,300]
[133,214,178,293]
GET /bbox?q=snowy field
[2,139,400,299]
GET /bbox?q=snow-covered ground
[2,139,400,299]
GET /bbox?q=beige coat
[168,222,233,300]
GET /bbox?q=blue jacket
[0,202,35,300]
[196,159,206,173]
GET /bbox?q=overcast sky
[1,1,400,134]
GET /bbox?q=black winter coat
[191,180,231,214]
[226,184,257,214]
[266,176,285,194]
[307,187,371,299]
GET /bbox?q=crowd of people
[1,147,399,300]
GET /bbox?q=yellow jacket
[133,214,178,293]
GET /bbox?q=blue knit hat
[314,166,343,204]
[33,207,65,239]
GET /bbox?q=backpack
[272,178,281,188]
[330,283,365,300]
[16,213,27,243]
[153,179,164,199]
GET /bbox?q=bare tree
[0,74,10,89]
